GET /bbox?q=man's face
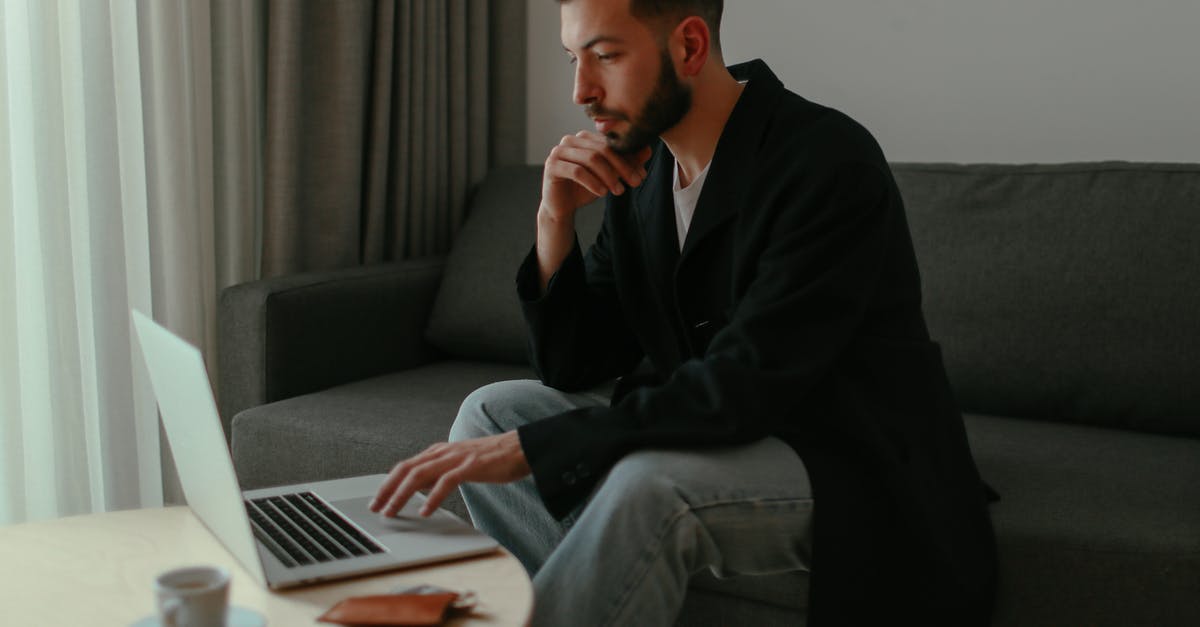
[561,0,692,154]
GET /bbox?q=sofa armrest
[217,257,446,439]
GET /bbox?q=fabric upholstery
[682,411,1200,627]
[218,258,445,438]
[965,413,1200,626]
[221,161,1200,627]
[895,163,1200,436]
[425,165,605,363]
[231,360,535,519]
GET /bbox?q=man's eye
[596,53,618,62]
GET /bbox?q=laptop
[130,310,498,589]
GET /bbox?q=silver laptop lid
[130,310,268,586]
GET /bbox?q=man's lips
[592,117,619,134]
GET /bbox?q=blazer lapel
[678,60,784,267]
[628,144,690,367]
[632,145,680,296]
[625,60,786,365]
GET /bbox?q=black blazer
[516,60,996,625]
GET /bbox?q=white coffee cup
[154,566,230,627]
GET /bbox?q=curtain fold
[1,0,521,524]
[0,0,262,524]
[262,0,525,276]
[212,0,265,291]
[136,0,264,503]
[1,0,162,523]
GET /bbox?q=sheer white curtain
[0,0,261,525]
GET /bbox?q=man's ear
[674,16,711,77]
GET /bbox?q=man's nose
[572,64,601,106]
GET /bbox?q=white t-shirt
[671,157,712,250]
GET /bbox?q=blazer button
[575,462,590,479]
[562,471,578,486]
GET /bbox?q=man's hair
[560,0,724,53]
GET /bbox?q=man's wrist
[535,206,577,293]
[537,204,575,231]
[506,430,532,475]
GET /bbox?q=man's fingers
[575,131,652,182]
[634,146,653,168]
[550,144,628,194]
[371,460,413,511]
[573,129,606,143]
[370,444,451,512]
[370,433,531,518]
[560,134,647,189]
[371,458,416,511]
[546,156,610,198]
[540,131,652,218]
[384,470,427,514]
[383,459,440,517]
[420,456,475,517]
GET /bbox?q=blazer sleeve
[518,161,898,519]
[516,200,645,392]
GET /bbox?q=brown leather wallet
[317,592,460,626]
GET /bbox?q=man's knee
[592,451,690,515]
[448,379,554,442]
[591,442,810,513]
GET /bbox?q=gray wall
[526,0,1200,164]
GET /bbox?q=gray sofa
[219,162,1200,626]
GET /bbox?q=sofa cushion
[965,413,1200,626]
[895,162,1200,436]
[230,360,535,519]
[683,412,1199,626]
[425,165,604,364]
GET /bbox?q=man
[371,0,997,625]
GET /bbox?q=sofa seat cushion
[687,414,1200,624]
[966,413,1200,626]
[230,361,535,512]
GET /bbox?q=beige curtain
[0,0,262,522]
[262,0,526,276]
[138,0,264,504]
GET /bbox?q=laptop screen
[131,310,267,586]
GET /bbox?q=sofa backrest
[425,165,604,364]
[428,162,1200,437]
[895,162,1200,437]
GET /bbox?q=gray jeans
[448,380,814,627]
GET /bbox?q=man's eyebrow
[563,35,625,53]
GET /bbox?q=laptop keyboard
[245,492,386,568]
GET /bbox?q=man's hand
[369,431,532,518]
[540,131,651,220]
[536,132,652,291]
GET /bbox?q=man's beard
[588,48,692,155]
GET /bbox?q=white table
[0,506,532,625]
